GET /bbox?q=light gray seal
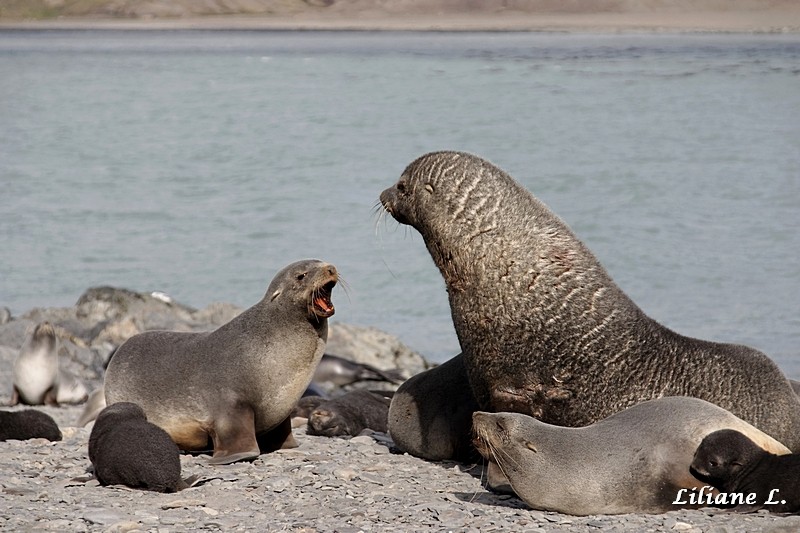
[380,151,800,451]
[472,397,790,515]
[11,322,60,406]
[104,259,338,464]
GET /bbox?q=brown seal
[89,402,190,492]
[472,397,790,515]
[104,259,338,464]
[380,151,800,451]
[691,429,800,513]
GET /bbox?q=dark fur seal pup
[0,409,62,441]
[472,397,790,515]
[307,390,392,437]
[380,151,800,451]
[105,259,338,464]
[11,322,60,406]
[388,353,480,462]
[691,429,800,513]
[89,402,186,492]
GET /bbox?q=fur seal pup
[89,402,187,492]
[471,396,790,516]
[307,390,392,437]
[11,322,60,406]
[388,353,480,462]
[380,151,800,450]
[104,259,338,464]
[691,429,800,513]
[0,409,62,441]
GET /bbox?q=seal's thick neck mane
[406,152,614,299]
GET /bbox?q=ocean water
[0,30,798,375]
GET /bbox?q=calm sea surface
[0,30,798,374]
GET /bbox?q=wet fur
[380,151,800,451]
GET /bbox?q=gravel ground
[2,405,800,533]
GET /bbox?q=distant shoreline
[1,9,800,34]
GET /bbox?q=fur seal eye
[296,273,307,281]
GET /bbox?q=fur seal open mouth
[311,280,336,318]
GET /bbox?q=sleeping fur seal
[104,259,338,464]
[472,396,790,515]
[691,429,800,513]
[380,151,800,451]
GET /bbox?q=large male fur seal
[104,259,338,464]
[89,402,187,492]
[472,397,790,515]
[691,429,800,513]
[380,151,800,451]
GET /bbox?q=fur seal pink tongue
[313,292,335,317]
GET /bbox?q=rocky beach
[0,289,799,532]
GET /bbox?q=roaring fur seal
[89,402,188,492]
[691,429,800,513]
[104,259,338,464]
[307,390,392,437]
[471,396,790,515]
[380,151,800,451]
[0,409,62,441]
[388,353,480,462]
[11,322,60,406]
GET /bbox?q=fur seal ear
[525,440,538,452]
[424,183,434,193]
[270,289,282,301]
